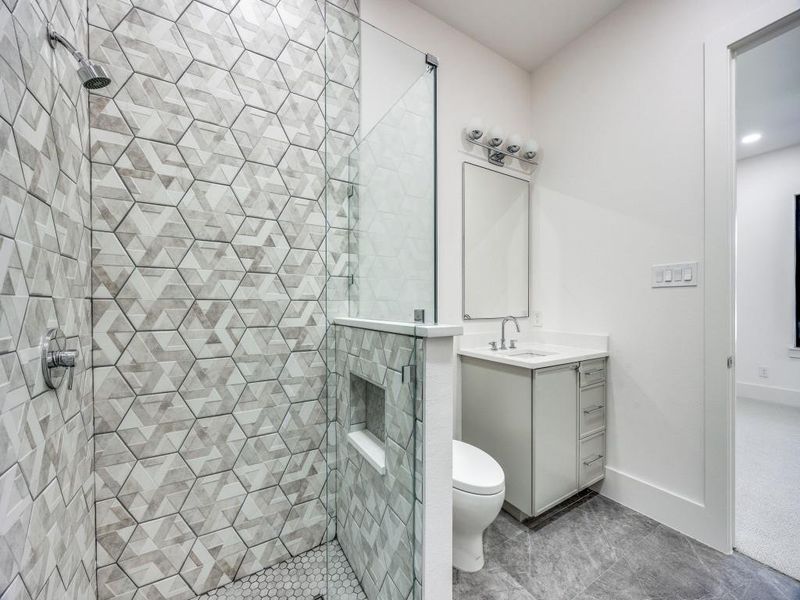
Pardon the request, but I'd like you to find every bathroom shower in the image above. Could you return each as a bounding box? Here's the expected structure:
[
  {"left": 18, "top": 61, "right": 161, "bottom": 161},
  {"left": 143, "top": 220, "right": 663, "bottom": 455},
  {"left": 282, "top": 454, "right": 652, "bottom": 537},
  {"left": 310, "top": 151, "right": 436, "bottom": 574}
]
[
  {"left": 47, "top": 23, "right": 111, "bottom": 89},
  {"left": 0, "top": 2, "right": 433, "bottom": 599}
]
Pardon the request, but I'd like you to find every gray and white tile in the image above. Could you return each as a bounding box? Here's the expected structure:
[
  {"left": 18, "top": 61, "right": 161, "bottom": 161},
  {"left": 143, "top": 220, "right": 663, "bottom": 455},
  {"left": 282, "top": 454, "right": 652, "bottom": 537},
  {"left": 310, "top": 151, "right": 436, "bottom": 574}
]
[
  {"left": 177, "top": 1, "right": 244, "bottom": 70},
  {"left": 178, "top": 120, "right": 244, "bottom": 185},
  {"left": 230, "top": 0, "right": 288, "bottom": 59},
  {"left": 231, "top": 162, "right": 290, "bottom": 220},
  {"left": 230, "top": 52, "right": 289, "bottom": 113},
  {"left": 177, "top": 61, "right": 244, "bottom": 128},
  {"left": 115, "top": 74, "right": 193, "bottom": 144},
  {"left": 114, "top": 9, "right": 193, "bottom": 82}
]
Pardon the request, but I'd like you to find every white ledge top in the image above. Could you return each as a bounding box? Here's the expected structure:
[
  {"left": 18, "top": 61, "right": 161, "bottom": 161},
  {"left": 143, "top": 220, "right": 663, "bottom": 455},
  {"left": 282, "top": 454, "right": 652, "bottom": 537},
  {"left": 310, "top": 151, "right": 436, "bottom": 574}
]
[
  {"left": 334, "top": 317, "right": 463, "bottom": 338},
  {"left": 347, "top": 429, "right": 386, "bottom": 475}
]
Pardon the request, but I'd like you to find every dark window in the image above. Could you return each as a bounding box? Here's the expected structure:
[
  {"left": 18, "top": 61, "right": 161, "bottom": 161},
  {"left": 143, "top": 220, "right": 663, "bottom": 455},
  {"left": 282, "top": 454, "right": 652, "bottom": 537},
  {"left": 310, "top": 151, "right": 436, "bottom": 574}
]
[{"left": 796, "top": 195, "right": 800, "bottom": 348}]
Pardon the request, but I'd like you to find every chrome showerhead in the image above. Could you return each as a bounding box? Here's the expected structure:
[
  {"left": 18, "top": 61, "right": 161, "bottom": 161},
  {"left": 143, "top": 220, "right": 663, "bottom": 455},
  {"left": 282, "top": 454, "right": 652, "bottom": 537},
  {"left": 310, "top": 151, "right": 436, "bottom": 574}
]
[
  {"left": 76, "top": 60, "right": 111, "bottom": 90},
  {"left": 47, "top": 23, "right": 111, "bottom": 90}
]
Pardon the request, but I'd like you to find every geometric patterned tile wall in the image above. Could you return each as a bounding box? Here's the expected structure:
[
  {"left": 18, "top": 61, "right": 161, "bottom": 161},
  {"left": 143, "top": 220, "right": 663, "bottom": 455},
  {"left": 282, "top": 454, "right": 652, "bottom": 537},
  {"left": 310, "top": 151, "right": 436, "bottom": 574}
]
[
  {"left": 0, "top": 1, "right": 96, "bottom": 600},
  {"left": 88, "top": 0, "right": 360, "bottom": 597}
]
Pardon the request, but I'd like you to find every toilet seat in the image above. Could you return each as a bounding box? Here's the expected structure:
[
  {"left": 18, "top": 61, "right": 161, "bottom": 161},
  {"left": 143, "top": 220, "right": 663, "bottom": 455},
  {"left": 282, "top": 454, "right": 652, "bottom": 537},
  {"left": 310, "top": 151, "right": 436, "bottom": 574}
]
[{"left": 452, "top": 440, "right": 505, "bottom": 495}]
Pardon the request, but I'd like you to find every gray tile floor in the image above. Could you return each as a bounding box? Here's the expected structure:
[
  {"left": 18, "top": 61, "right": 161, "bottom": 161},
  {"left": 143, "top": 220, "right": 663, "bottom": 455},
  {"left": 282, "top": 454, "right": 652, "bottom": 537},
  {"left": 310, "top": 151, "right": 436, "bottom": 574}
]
[
  {"left": 454, "top": 493, "right": 800, "bottom": 600},
  {"left": 198, "top": 541, "right": 366, "bottom": 600}
]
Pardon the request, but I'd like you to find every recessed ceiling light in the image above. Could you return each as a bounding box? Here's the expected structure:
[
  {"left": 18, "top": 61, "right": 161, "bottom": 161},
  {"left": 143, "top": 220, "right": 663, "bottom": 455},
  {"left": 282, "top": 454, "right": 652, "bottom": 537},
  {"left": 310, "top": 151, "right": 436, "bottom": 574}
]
[{"left": 741, "top": 132, "right": 762, "bottom": 145}]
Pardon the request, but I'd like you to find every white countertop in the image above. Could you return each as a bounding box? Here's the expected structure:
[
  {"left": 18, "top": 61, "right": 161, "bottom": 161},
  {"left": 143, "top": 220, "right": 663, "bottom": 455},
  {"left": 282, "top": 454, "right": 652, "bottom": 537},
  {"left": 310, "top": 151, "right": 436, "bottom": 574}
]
[
  {"left": 459, "top": 343, "right": 607, "bottom": 369},
  {"left": 457, "top": 329, "right": 609, "bottom": 370}
]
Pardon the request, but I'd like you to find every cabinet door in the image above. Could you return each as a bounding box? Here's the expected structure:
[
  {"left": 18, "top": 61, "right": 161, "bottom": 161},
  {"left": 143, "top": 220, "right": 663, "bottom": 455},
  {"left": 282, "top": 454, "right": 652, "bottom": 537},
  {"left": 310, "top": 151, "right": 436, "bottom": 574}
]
[
  {"left": 533, "top": 364, "right": 579, "bottom": 514},
  {"left": 461, "top": 357, "right": 533, "bottom": 516}
]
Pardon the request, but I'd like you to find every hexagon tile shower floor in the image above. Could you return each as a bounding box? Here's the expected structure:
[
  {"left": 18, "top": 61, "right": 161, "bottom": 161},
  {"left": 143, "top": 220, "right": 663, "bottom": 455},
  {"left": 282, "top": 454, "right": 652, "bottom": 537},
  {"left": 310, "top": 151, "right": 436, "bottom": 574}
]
[{"left": 197, "top": 542, "right": 366, "bottom": 600}]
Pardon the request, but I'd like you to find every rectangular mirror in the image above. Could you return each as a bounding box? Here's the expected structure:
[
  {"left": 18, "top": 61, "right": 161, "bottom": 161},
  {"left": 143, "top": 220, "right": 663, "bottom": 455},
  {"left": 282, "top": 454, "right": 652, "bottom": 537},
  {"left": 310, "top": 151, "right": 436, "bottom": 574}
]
[{"left": 463, "top": 163, "right": 530, "bottom": 319}]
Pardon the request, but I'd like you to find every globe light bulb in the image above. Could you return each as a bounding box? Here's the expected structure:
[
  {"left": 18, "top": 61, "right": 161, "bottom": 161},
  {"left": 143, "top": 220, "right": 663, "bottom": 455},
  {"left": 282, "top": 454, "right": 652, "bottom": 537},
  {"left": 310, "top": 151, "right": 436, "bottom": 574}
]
[
  {"left": 487, "top": 126, "right": 505, "bottom": 148},
  {"left": 506, "top": 134, "right": 522, "bottom": 154},
  {"left": 522, "top": 139, "right": 539, "bottom": 159},
  {"left": 465, "top": 117, "right": 484, "bottom": 141}
]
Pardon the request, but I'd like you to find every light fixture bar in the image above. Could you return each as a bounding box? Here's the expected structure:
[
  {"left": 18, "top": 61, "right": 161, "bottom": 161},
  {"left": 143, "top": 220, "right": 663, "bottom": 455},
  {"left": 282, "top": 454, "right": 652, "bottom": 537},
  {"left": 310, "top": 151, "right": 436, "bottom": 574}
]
[{"left": 464, "top": 134, "right": 539, "bottom": 167}]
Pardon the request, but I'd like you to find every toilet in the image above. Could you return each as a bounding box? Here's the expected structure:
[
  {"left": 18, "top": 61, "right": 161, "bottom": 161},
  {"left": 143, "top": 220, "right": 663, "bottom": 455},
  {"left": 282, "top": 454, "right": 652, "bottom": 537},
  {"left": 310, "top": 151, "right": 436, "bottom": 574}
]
[{"left": 452, "top": 439, "right": 506, "bottom": 572}]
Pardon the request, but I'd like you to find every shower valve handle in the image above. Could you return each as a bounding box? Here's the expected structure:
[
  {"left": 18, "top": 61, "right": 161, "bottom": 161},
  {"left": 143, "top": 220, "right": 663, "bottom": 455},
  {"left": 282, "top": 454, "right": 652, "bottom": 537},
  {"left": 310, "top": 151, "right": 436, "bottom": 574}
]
[
  {"left": 41, "top": 328, "right": 78, "bottom": 391},
  {"left": 48, "top": 350, "right": 77, "bottom": 390}
]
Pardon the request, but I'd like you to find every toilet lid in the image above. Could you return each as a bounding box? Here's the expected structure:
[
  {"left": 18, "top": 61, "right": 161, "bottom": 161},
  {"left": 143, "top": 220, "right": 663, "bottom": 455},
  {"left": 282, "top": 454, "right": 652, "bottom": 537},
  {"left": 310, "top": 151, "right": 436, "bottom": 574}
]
[{"left": 452, "top": 440, "right": 505, "bottom": 495}]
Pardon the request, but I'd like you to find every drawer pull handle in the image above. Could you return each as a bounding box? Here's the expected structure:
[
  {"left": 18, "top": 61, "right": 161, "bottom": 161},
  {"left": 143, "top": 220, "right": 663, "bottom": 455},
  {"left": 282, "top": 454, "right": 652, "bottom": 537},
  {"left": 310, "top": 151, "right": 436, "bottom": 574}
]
[
  {"left": 582, "top": 369, "right": 605, "bottom": 376},
  {"left": 583, "top": 405, "right": 604, "bottom": 414},
  {"left": 583, "top": 454, "right": 604, "bottom": 466}
]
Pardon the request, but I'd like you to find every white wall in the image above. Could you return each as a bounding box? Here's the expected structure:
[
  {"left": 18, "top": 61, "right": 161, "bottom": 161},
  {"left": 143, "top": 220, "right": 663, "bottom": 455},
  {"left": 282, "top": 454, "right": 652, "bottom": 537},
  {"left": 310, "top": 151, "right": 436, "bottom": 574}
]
[
  {"left": 527, "top": 0, "right": 761, "bottom": 540},
  {"left": 736, "top": 144, "right": 800, "bottom": 406}
]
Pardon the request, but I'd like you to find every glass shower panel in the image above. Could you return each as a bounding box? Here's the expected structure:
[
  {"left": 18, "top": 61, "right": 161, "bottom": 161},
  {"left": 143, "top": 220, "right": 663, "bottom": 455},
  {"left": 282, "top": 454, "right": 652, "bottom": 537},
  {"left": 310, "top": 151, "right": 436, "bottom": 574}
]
[
  {"left": 349, "top": 70, "right": 436, "bottom": 323},
  {"left": 323, "top": 16, "right": 437, "bottom": 326}
]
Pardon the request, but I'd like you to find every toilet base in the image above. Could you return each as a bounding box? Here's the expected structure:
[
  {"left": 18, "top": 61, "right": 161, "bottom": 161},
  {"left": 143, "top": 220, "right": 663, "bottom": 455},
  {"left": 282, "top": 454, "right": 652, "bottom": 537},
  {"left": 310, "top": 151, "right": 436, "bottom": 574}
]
[
  {"left": 452, "top": 487, "right": 505, "bottom": 573},
  {"left": 453, "top": 531, "right": 485, "bottom": 572}
]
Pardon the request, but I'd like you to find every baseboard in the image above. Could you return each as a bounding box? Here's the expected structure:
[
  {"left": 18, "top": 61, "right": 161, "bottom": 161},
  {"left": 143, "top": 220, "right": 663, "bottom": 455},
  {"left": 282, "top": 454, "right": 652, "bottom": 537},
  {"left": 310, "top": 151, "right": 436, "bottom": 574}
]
[
  {"left": 595, "top": 466, "right": 729, "bottom": 552},
  {"left": 736, "top": 382, "right": 800, "bottom": 408}
]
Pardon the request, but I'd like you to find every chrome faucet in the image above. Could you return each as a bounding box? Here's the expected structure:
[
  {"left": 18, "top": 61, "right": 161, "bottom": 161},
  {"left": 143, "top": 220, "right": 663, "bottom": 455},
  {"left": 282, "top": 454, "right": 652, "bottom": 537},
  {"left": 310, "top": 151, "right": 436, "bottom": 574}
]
[{"left": 500, "top": 316, "right": 520, "bottom": 350}]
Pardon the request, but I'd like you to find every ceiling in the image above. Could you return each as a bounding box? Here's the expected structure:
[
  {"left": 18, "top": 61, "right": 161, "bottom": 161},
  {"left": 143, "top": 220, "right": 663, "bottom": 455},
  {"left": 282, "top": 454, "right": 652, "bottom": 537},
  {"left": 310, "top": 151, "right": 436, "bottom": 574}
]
[
  {"left": 406, "top": 0, "right": 626, "bottom": 72},
  {"left": 736, "top": 24, "right": 800, "bottom": 160}
]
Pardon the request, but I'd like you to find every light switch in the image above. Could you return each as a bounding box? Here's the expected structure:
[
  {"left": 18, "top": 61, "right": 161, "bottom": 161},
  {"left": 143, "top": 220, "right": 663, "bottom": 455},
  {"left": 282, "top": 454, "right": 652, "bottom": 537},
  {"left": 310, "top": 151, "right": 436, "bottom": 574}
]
[{"left": 652, "top": 262, "right": 699, "bottom": 288}]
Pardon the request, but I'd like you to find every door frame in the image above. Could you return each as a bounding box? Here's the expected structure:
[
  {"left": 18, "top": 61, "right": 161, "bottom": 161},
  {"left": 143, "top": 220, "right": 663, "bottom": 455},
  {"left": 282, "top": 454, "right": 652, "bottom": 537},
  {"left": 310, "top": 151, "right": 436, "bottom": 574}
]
[{"left": 703, "top": 0, "right": 800, "bottom": 553}]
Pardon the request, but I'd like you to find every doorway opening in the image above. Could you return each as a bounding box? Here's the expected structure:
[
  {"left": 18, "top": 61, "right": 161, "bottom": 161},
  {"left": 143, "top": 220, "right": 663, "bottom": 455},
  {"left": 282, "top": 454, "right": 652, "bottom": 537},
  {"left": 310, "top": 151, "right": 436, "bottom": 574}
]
[{"left": 733, "top": 17, "right": 800, "bottom": 580}]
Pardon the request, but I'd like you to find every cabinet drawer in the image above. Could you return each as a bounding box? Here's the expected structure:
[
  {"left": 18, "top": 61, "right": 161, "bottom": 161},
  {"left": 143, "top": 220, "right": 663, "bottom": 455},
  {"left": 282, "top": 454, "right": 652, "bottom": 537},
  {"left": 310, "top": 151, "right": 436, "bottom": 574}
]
[
  {"left": 579, "top": 359, "right": 606, "bottom": 387},
  {"left": 579, "top": 432, "right": 606, "bottom": 488},
  {"left": 579, "top": 384, "right": 606, "bottom": 438}
]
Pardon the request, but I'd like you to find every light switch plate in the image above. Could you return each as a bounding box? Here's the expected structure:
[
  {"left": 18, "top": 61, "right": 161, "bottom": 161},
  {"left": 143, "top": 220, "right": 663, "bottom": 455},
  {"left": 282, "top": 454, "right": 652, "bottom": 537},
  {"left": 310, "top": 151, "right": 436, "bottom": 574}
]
[{"left": 652, "top": 262, "right": 699, "bottom": 288}]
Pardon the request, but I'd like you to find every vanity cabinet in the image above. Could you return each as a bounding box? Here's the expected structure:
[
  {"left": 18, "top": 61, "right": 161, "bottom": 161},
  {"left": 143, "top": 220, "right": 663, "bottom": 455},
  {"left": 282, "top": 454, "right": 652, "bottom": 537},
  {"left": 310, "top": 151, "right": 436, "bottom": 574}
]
[{"left": 461, "top": 356, "right": 607, "bottom": 519}]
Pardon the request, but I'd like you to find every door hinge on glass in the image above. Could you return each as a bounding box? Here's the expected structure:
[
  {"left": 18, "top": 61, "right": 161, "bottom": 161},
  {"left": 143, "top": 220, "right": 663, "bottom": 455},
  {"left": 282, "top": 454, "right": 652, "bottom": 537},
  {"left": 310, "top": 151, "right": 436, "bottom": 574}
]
[
  {"left": 347, "top": 184, "right": 354, "bottom": 198},
  {"left": 727, "top": 356, "right": 734, "bottom": 368},
  {"left": 402, "top": 365, "right": 416, "bottom": 385},
  {"left": 348, "top": 274, "right": 354, "bottom": 286}
]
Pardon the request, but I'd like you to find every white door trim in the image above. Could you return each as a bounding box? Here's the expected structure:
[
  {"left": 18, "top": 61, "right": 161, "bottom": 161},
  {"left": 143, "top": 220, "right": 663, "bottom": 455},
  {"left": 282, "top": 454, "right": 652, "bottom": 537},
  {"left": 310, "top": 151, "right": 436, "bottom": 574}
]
[{"left": 703, "top": 0, "right": 800, "bottom": 553}]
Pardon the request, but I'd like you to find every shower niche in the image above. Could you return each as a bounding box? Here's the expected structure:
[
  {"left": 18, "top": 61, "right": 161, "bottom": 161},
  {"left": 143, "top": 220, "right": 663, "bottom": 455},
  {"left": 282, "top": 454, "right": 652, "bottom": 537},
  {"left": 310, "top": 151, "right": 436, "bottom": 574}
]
[{"left": 347, "top": 374, "right": 388, "bottom": 475}]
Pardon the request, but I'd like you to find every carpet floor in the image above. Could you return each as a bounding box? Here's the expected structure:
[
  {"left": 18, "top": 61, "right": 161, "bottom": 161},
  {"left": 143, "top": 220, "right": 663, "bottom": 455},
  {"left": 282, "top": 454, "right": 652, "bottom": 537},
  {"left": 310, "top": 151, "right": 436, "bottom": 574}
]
[{"left": 736, "top": 396, "right": 800, "bottom": 580}]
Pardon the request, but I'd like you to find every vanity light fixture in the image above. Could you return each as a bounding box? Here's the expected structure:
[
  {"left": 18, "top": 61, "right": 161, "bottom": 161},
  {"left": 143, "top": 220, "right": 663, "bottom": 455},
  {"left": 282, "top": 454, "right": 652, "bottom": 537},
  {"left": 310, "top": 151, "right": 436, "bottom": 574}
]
[{"left": 464, "top": 117, "right": 539, "bottom": 167}]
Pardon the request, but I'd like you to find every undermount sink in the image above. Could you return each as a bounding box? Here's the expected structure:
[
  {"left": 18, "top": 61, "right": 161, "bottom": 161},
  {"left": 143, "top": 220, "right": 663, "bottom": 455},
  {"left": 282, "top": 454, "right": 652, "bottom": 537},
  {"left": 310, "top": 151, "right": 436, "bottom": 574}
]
[{"left": 507, "top": 349, "right": 553, "bottom": 358}]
